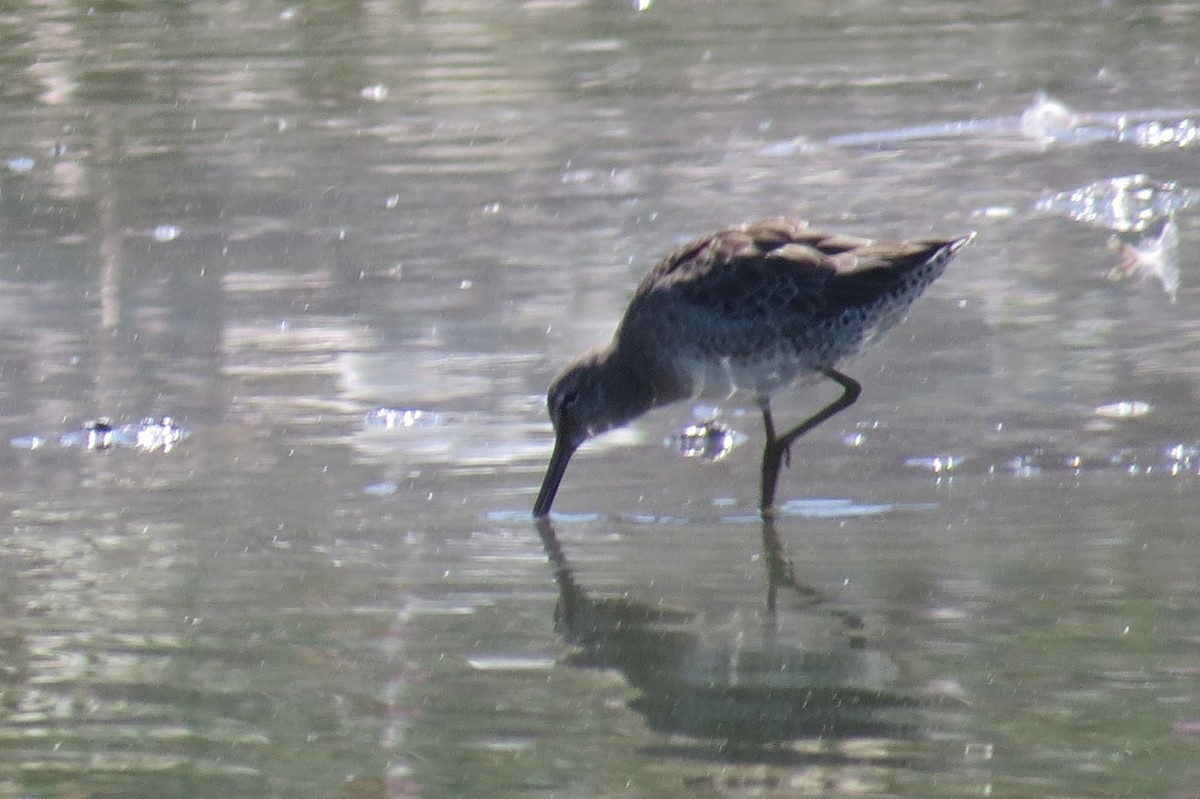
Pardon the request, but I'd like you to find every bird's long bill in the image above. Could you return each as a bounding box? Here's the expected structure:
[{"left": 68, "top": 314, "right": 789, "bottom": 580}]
[{"left": 532, "top": 434, "right": 576, "bottom": 517}]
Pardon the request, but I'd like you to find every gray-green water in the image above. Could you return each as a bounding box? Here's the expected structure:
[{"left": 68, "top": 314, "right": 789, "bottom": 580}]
[{"left": 2, "top": 1, "right": 1200, "bottom": 796}]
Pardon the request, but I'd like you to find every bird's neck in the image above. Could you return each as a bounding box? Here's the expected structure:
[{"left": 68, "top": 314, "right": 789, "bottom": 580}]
[{"left": 601, "top": 341, "right": 691, "bottom": 427}]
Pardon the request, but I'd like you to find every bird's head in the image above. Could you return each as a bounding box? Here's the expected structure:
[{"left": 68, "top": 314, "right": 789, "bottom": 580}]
[
  {"left": 534, "top": 348, "right": 652, "bottom": 517},
  {"left": 546, "top": 350, "right": 625, "bottom": 449}
]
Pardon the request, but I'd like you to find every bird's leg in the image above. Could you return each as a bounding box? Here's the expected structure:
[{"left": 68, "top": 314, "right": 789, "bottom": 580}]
[
  {"left": 759, "top": 402, "right": 792, "bottom": 468},
  {"left": 760, "top": 399, "right": 778, "bottom": 452},
  {"left": 758, "top": 368, "right": 862, "bottom": 512},
  {"left": 775, "top": 369, "right": 862, "bottom": 453},
  {"left": 759, "top": 400, "right": 785, "bottom": 511}
]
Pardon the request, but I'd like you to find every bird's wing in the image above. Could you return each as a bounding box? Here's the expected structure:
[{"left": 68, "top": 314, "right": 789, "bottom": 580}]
[{"left": 636, "top": 219, "right": 879, "bottom": 319}]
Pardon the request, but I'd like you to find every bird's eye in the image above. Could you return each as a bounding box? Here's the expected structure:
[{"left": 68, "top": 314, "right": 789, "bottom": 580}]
[{"left": 558, "top": 388, "right": 580, "bottom": 415}]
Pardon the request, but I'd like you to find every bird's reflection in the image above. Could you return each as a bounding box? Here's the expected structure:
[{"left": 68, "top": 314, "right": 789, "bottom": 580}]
[{"left": 534, "top": 516, "right": 918, "bottom": 758}]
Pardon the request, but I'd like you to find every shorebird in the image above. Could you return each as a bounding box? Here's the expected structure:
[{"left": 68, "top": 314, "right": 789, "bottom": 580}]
[{"left": 532, "top": 218, "right": 974, "bottom": 516}]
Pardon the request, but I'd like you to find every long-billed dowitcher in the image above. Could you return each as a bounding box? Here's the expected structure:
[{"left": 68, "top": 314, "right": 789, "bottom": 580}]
[{"left": 533, "top": 218, "right": 974, "bottom": 516}]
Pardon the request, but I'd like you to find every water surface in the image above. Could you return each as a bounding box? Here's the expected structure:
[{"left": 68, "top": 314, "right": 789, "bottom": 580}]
[{"left": 2, "top": 1, "right": 1200, "bottom": 797}]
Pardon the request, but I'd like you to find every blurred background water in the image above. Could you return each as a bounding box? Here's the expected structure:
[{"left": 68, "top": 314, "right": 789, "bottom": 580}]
[{"left": 2, "top": 1, "right": 1200, "bottom": 797}]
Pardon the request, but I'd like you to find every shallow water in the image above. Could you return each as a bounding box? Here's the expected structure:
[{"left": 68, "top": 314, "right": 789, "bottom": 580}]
[{"left": 2, "top": 1, "right": 1200, "bottom": 797}]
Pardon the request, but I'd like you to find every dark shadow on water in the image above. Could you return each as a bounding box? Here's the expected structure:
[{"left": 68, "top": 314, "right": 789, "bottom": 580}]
[{"left": 534, "top": 516, "right": 921, "bottom": 762}]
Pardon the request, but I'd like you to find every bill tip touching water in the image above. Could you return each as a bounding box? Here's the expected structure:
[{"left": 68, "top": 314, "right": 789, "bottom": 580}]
[{"left": 532, "top": 218, "right": 975, "bottom": 518}]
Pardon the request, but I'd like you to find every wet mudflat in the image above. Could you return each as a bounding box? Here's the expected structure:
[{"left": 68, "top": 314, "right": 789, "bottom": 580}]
[{"left": 2, "top": 2, "right": 1200, "bottom": 797}]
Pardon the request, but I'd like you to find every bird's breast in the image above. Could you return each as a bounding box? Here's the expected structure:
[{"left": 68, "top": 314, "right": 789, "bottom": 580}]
[{"left": 673, "top": 343, "right": 835, "bottom": 401}]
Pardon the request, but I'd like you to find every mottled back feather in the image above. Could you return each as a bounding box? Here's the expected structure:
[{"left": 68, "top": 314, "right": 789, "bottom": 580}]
[
  {"left": 631, "top": 218, "right": 956, "bottom": 323},
  {"left": 615, "top": 218, "right": 971, "bottom": 393}
]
